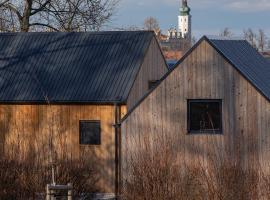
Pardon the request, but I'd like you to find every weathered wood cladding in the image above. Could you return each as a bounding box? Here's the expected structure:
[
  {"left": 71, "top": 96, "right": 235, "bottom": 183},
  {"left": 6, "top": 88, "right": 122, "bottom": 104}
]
[
  {"left": 127, "top": 38, "right": 168, "bottom": 110},
  {"left": 122, "top": 40, "right": 270, "bottom": 176},
  {"left": 0, "top": 104, "right": 126, "bottom": 193}
]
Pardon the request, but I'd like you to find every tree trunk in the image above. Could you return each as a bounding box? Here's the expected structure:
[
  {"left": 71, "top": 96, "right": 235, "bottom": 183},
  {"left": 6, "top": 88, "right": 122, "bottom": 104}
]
[
  {"left": 20, "top": 18, "right": 30, "bottom": 32},
  {"left": 20, "top": 0, "right": 32, "bottom": 32}
]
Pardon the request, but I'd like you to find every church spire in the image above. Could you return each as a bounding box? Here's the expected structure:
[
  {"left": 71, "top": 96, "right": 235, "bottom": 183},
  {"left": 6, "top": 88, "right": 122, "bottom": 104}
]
[
  {"left": 180, "top": 0, "right": 190, "bottom": 16},
  {"left": 182, "top": 0, "right": 187, "bottom": 7},
  {"left": 178, "top": 0, "right": 191, "bottom": 39}
]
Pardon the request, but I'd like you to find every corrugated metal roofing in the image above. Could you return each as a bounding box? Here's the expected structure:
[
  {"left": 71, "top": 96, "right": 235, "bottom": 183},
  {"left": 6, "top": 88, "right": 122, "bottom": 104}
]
[
  {"left": 0, "top": 31, "right": 154, "bottom": 103},
  {"left": 205, "top": 36, "right": 270, "bottom": 101},
  {"left": 166, "top": 59, "right": 178, "bottom": 70}
]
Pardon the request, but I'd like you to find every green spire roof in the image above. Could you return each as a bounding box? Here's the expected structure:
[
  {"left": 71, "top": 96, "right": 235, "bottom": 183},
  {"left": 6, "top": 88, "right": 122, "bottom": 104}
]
[{"left": 180, "top": 0, "right": 191, "bottom": 16}]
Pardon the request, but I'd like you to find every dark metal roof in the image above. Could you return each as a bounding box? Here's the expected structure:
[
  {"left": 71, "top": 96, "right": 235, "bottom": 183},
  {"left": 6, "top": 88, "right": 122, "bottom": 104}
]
[
  {"left": 166, "top": 60, "right": 178, "bottom": 70},
  {"left": 0, "top": 31, "right": 154, "bottom": 103},
  {"left": 206, "top": 36, "right": 270, "bottom": 101}
]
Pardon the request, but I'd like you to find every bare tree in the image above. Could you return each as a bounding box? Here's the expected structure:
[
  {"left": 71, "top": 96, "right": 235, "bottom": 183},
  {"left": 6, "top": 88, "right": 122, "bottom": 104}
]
[
  {"left": 219, "top": 27, "right": 233, "bottom": 37},
  {"left": 0, "top": 0, "right": 119, "bottom": 32},
  {"left": 0, "top": 5, "right": 18, "bottom": 32},
  {"left": 191, "top": 36, "right": 196, "bottom": 45},
  {"left": 258, "top": 29, "right": 267, "bottom": 52},
  {"left": 243, "top": 28, "right": 257, "bottom": 49},
  {"left": 144, "top": 16, "right": 160, "bottom": 35}
]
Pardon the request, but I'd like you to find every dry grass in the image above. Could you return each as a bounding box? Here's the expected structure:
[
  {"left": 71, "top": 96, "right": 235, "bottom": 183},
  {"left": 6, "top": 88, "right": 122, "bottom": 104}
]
[
  {"left": 122, "top": 135, "right": 270, "bottom": 200},
  {"left": 0, "top": 138, "right": 99, "bottom": 200},
  {"left": 0, "top": 156, "right": 98, "bottom": 200},
  {"left": 0, "top": 106, "right": 101, "bottom": 199}
]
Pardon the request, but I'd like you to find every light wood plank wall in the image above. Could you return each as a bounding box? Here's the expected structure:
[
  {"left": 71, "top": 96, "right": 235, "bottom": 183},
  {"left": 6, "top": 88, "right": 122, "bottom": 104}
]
[
  {"left": 127, "top": 38, "right": 168, "bottom": 110},
  {"left": 0, "top": 104, "right": 126, "bottom": 193},
  {"left": 122, "top": 40, "right": 270, "bottom": 177}
]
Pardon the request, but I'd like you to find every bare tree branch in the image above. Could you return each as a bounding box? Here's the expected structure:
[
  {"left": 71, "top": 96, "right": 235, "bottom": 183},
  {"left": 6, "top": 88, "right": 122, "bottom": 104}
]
[
  {"left": 144, "top": 16, "right": 160, "bottom": 35},
  {"left": 2, "top": 2, "right": 22, "bottom": 20},
  {"left": 0, "top": 0, "right": 119, "bottom": 32},
  {"left": 258, "top": 29, "right": 267, "bottom": 52},
  {"left": 29, "top": 22, "right": 59, "bottom": 31},
  {"left": 219, "top": 27, "right": 233, "bottom": 37},
  {"left": 31, "top": 0, "right": 51, "bottom": 16},
  {"left": 0, "top": 0, "right": 9, "bottom": 7},
  {"left": 243, "top": 28, "right": 257, "bottom": 49}
]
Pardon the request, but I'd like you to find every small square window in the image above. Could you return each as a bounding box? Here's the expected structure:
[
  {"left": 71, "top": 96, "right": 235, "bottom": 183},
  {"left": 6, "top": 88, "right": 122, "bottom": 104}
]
[
  {"left": 79, "top": 121, "right": 101, "bottom": 145},
  {"left": 188, "top": 100, "right": 222, "bottom": 134},
  {"left": 148, "top": 80, "right": 159, "bottom": 90}
]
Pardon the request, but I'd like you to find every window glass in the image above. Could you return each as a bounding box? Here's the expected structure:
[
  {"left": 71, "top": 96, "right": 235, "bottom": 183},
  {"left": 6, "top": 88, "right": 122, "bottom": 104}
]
[
  {"left": 188, "top": 100, "right": 222, "bottom": 133},
  {"left": 80, "top": 121, "right": 101, "bottom": 145}
]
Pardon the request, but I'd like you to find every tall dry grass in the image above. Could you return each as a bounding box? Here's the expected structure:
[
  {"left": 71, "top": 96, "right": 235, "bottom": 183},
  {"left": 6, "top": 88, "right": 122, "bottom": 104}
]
[
  {"left": 0, "top": 141, "right": 99, "bottom": 199},
  {"left": 121, "top": 134, "right": 270, "bottom": 200},
  {"left": 0, "top": 105, "right": 102, "bottom": 199}
]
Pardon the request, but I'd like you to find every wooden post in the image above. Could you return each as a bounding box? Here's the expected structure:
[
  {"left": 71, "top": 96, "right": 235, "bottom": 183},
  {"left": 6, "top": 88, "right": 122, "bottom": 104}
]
[
  {"left": 46, "top": 184, "right": 50, "bottom": 200},
  {"left": 68, "top": 183, "right": 73, "bottom": 200}
]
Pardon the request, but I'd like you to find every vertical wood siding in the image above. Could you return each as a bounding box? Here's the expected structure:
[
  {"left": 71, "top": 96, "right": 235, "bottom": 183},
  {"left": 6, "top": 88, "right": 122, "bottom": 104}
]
[
  {"left": 127, "top": 38, "right": 168, "bottom": 110},
  {"left": 0, "top": 104, "right": 126, "bottom": 193},
  {"left": 122, "top": 40, "right": 270, "bottom": 179}
]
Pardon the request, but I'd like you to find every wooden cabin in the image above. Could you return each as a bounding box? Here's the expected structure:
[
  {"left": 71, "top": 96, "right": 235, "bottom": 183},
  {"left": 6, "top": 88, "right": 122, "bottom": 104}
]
[
  {"left": 0, "top": 31, "right": 168, "bottom": 193},
  {"left": 121, "top": 36, "right": 270, "bottom": 194}
]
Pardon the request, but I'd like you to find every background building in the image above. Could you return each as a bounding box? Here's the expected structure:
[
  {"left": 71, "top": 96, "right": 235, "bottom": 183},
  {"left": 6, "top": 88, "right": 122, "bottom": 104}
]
[
  {"left": 160, "top": 0, "right": 192, "bottom": 62},
  {"left": 178, "top": 0, "right": 192, "bottom": 40}
]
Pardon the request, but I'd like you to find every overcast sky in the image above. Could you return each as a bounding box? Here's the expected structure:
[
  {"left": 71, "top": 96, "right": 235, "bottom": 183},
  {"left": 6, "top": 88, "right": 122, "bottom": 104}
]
[{"left": 108, "top": 0, "right": 270, "bottom": 39}]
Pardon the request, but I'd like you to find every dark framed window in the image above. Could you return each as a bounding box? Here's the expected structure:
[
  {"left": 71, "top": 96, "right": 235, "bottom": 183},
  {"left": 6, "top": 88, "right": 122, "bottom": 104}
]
[
  {"left": 187, "top": 100, "right": 222, "bottom": 134},
  {"left": 148, "top": 80, "right": 159, "bottom": 90},
  {"left": 79, "top": 120, "right": 101, "bottom": 145}
]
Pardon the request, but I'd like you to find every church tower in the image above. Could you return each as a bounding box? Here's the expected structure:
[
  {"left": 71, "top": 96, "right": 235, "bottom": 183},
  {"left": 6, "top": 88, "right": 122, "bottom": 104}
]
[{"left": 178, "top": 0, "right": 191, "bottom": 39}]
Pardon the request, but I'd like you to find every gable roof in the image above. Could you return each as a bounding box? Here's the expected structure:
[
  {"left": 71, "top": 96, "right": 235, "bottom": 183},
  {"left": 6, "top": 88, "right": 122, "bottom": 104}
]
[
  {"left": 205, "top": 36, "right": 270, "bottom": 101},
  {"left": 0, "top": 31, "right": 155, "bottom": 104},
  {"left": 121, "top": 35, "right": 270, "bottom": 122}
]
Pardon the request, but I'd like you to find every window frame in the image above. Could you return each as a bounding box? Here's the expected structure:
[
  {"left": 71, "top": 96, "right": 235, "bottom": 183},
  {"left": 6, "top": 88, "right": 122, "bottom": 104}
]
[
  {"left": 79, "top": 120, "right": 101, "bottom": 145},
  {"left": 187, "top": 99, "right": 223, "bottom": 134}
]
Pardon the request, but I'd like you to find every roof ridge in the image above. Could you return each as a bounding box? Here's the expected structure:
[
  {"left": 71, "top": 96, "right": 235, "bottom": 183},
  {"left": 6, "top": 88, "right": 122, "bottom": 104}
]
[
  {"left": 0, "top": 30, "right": 154, "bottom": 36},
  {"left": 205, "top": 35, "right": 245, "bottom": 41}
]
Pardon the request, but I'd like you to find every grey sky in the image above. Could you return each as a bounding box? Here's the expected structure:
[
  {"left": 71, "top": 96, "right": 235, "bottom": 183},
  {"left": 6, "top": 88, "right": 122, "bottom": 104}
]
[{"left": 109, "top": 0, "right": 270, "bottom": 39}]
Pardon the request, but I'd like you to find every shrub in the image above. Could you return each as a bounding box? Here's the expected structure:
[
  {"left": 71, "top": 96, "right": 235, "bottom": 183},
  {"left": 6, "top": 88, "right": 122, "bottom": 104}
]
[
  {"left": 122, "top": 135, "right": 269, "bottom": 200},
  {"left": 0, "top": 156, "right": 98, "bottom": 199}
]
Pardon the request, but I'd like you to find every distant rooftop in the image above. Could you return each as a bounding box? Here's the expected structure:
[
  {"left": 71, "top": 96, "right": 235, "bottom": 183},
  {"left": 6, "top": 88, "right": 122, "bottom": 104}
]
[{"left": 166, "top": 60, "right": 178, "bottom": 70}]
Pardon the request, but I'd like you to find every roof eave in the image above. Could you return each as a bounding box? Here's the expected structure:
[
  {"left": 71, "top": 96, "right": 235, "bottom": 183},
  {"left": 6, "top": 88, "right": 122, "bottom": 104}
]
[{"left": 0, "top": 100, "right": 126, "bottom": 105}]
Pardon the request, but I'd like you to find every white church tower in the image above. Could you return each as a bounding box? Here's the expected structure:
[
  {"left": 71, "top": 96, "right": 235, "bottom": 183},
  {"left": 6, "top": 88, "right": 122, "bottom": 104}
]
[{"left": 178, "top": 0, "right": 191, "bottom": 39}]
